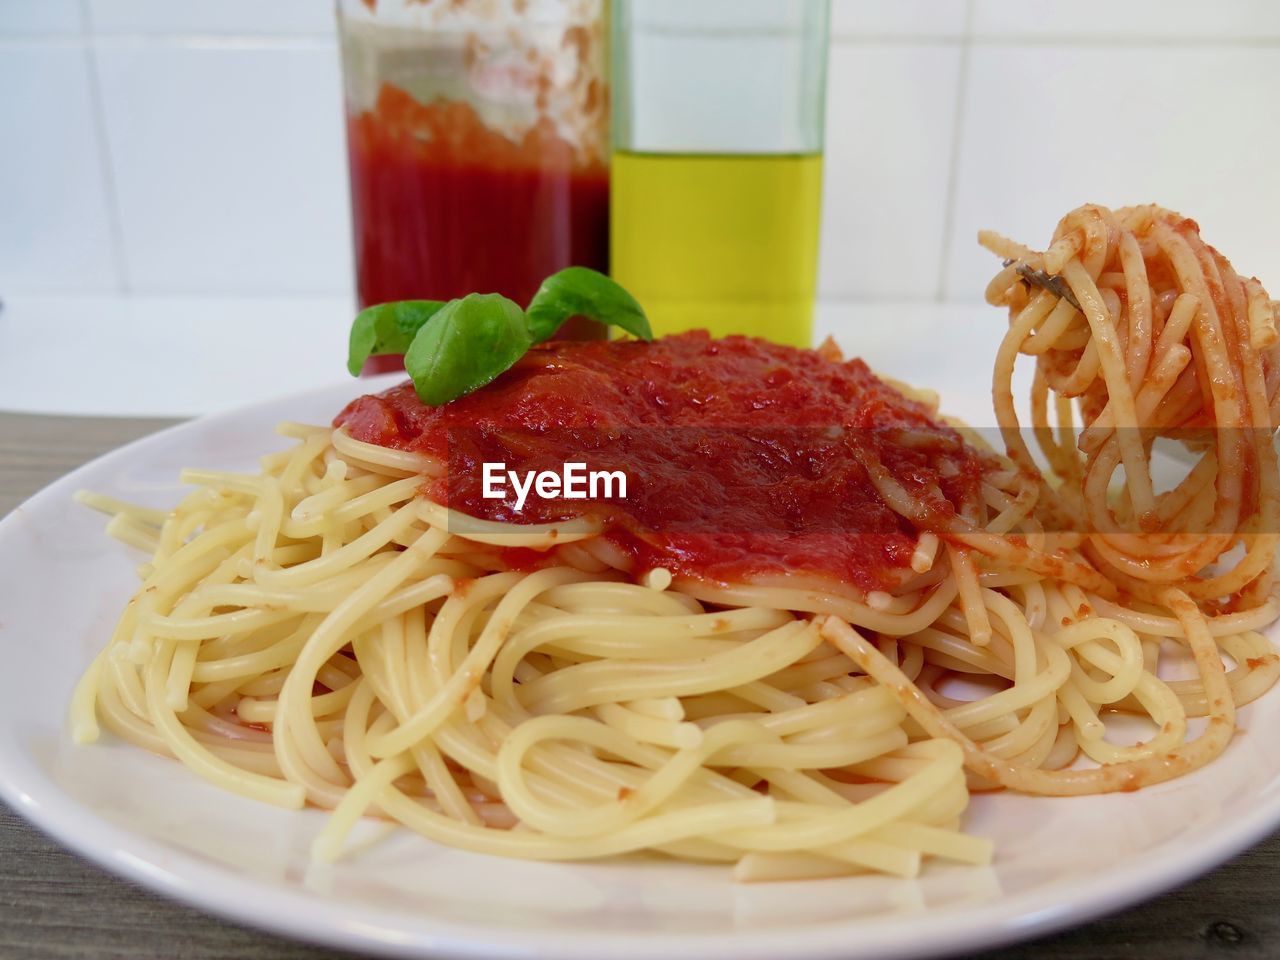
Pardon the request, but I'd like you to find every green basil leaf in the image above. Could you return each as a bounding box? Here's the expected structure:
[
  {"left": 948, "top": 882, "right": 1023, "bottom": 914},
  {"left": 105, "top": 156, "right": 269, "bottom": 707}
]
[
  {"left": 525, "top": 266, "right": 653, "bottom": 344},
  {"left": 404, "top": 293, "right": 532, "bottom": 406},
  {"left": 347, "top": 300, "right": 447, "bottom": 376}
]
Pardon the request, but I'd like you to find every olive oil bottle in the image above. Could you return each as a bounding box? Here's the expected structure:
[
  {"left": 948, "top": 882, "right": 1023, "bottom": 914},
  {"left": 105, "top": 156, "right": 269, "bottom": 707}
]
[
  {"left": 611, "top": 151, "right": 823, "bottom": 347},
  {"left": 610, "top": 0, "right": 830, "bottom": 347}
]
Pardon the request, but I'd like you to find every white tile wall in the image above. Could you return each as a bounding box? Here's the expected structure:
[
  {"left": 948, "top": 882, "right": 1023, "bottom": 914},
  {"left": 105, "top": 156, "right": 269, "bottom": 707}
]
[
  {"left": 819, "top": 42, "right": 963, "bottom": 300},
  {"left": 4, "top": 0, "right": 1280, "bottom": 304},
  {"left": 94, "top": 39, "right": 352, "bottom": 295},
  {"left": 946, "top": 44, "right": 1280, "bottom": 300},
  {"left": 86, "top": 0, "right": 336, "bottom": 37},
  {"left": 0, "top": 0, "right": 83, "bottom": 36},
  {"left": 831, "top": 0, "right": 967, "bottom": 39},
  {"left": 0, "top": 42, "right": 119, "bottom": 293},
  {"left": 971, "top": 1, "right": 1280, "bottom": 41}
]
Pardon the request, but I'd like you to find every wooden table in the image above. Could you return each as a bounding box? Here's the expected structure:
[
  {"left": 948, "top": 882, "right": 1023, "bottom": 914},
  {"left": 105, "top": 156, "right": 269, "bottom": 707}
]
[{"left": 2, "top": 410, "right": 1278, "bottom": 960}]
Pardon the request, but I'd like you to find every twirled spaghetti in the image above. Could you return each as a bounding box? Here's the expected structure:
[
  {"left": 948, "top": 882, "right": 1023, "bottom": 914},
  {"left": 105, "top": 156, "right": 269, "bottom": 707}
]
[{"left": 70, "top": 204, "right": 1280, "bottom": 880}]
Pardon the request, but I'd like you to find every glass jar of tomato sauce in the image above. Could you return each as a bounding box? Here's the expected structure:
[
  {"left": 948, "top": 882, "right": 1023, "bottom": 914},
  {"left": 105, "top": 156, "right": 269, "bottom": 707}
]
[{"left": 337, "top": 0, "right": 609, "bottom": 354}]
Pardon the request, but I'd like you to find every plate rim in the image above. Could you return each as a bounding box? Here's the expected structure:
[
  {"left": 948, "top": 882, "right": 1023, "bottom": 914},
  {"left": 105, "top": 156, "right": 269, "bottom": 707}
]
[{"left": 2, "top": 376, "right": 1279, "bottom": 960}]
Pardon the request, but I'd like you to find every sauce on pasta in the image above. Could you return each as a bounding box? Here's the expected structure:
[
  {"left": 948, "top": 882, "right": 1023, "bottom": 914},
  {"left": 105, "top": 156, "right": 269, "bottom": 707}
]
[{"left": 336, "top": 331, "right": 989, "bottom": 591}]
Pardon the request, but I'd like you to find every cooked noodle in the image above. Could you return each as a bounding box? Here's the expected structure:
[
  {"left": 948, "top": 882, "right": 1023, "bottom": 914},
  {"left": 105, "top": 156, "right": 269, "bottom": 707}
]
[{"left": 70, "top": 204, "right": 1280, "bottom": 880}]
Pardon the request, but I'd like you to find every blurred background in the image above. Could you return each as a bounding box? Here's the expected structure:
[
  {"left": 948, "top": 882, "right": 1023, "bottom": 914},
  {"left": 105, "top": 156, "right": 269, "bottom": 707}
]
[{"left": 3, "top": 0, "right": 1280, "bottom": 419}]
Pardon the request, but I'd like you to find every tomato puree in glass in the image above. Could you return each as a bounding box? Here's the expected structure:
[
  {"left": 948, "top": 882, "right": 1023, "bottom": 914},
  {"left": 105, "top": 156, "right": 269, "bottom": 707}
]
[{"left": 346, "top": 83, "right": 609, "bottom": 338}]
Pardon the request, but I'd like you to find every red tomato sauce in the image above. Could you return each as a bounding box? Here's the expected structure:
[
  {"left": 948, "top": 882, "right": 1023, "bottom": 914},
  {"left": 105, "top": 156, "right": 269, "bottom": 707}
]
[
  {"left": 346, "top": 84, "right": 608, "bottom": 336},
  {"left": 335, "top": 333, "right": 989, "bottom": 592}
]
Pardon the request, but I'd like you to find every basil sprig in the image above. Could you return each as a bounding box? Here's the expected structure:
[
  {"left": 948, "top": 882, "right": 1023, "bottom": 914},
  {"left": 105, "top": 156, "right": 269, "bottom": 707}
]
[
  {"left": 347, "top": 267, "right": 652, "bottom": 406},
  {"left": 525, "top": 266, "right": 651, "bottom": 344},
  {"left": 406, "top": 294, "right": 531, "bottom": 406},
  {"left": 346, "top": 299, "right": 446, "bottom": 376}
]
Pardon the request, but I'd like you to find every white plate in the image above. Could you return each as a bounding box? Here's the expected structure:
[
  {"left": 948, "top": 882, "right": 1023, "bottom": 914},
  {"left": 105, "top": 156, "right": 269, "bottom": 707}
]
[{"left": 3, "top": 375, "right": 1280, "bottom": 960}]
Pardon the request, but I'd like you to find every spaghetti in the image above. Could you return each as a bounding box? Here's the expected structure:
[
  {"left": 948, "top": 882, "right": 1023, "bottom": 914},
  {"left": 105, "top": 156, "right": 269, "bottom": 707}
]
[{"left": 70, "top": 204, "right": 1280, "bottom": 880}]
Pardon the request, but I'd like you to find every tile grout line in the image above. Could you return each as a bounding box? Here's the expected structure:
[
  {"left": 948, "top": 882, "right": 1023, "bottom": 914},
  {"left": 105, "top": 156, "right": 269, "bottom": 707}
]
[
  {"left": 6, "top": 33, "right": 1280, "bottom": 48},
  {"left": 960, "top": 34, "right": 1280, "bottom": 48},
  {"left": 933, "top": 0, "right": 975, "bottom": 302},
  {"left": 79, "top": 0, "right": 131, "bottom": 295},
  {"left": 0, "top": 34, "right": 335, "bottom": 48},
  {"left": 834, "top": 34, "right": 1280, "bottom": 47}
]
